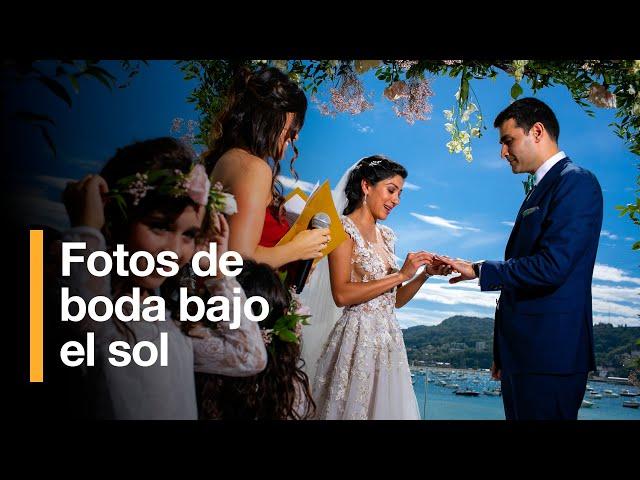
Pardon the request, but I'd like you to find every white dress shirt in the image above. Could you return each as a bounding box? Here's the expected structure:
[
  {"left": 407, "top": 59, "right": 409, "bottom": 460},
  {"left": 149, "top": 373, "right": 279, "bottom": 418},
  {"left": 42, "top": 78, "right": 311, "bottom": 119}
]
[{"left": 533, "top": 150, "right": 566, "bottom": 185}]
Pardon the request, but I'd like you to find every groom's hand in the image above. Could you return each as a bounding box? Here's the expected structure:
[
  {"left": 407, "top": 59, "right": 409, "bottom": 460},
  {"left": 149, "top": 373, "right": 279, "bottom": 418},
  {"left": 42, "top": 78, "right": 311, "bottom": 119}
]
[{"left": 434, "top": 255, "right": 476, "bottom": 284}]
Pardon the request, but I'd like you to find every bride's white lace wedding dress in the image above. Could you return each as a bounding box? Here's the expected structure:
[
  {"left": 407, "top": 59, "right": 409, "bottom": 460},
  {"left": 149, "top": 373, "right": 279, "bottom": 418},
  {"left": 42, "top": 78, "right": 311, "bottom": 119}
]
[{"left": 311, "top": 215, "right": 420, "bottom": 420}]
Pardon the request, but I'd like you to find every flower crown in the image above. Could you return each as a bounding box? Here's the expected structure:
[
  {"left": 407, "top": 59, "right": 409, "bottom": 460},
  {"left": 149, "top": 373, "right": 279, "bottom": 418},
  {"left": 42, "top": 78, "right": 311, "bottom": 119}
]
[
  {"left": 109, "top": 163, "right": 238, "bottom": 216},
  {"left": 261, "top": 275, "right": 312, "bottom": 348}
]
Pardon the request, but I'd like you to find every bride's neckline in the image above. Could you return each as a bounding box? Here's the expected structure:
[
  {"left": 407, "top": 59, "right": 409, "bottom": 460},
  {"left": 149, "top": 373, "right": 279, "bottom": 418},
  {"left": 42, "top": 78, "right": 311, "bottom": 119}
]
[
  {"left": 344, "top": 215, "right": 395, "bottom": 274},
  {"left": 345, "top": 215, "right": 381, "bottom": 246}
]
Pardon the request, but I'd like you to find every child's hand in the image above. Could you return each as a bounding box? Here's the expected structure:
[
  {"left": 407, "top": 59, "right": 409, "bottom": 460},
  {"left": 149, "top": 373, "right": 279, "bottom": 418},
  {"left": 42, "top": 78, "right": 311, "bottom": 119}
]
[
  {"left": 195, "top": 212, "right": 231, "bottom": 278},
  {"left": 62, "top": 174, "right": 109, "bottom": 230},
  {"left": 209, "top": 212, "right": 230, "bottom": 259}
]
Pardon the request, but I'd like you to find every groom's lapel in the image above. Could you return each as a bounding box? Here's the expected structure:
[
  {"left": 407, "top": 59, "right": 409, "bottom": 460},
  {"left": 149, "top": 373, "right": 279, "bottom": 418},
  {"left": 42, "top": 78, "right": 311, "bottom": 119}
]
[
  {"left": 520, "top": 157, "right": 570, "bottom": 214},
  {"left": 504, "top": 157, "right": 570, "bottom": 259}
]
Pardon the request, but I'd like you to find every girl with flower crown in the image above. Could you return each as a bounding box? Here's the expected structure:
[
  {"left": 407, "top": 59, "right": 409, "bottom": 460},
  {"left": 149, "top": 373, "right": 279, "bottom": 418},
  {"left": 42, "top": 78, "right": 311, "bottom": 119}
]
[
  {"left": 203, "top": 66, "right": 330, "bottom": 270},
  {"left": 60, "top": 137, "right": 267, "bottom": 419},
  {"left": 195, "top": 260, "right": 315, "bottom": 420}
]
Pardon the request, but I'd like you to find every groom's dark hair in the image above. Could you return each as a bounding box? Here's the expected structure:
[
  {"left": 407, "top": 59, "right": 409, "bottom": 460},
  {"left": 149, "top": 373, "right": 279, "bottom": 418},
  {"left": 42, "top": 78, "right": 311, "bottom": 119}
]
[{"left": 494, "top": 97, "right": 560, "bottom": 142}]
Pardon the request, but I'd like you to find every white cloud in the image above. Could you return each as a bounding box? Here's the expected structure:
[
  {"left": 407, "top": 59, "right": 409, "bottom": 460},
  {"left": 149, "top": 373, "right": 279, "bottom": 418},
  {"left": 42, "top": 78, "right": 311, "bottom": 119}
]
[
  {"left": 592, "top": 284, "right": 640, "bottom": 305},
  {"left": 427, "top": 204, "right": 440, "bottom": 210},
  {"left": 404, "top": 182, "right": 421, "bottom": 191},
  {"left": 277, "top": 175, "right": 316, "bottom": 193},
  {"left": 413, "top": 278, "right": 500, "bottom": 309},
  {"left": 396, "top": 307, "right": 492, "bottom": 328},
  {"left": 625, "top": 237, "right": 634, "bottom": 242},
  {"left": 35, "top": 175, "right": 75, "bottom": 191},
  {"left": 61, "top": 154, "right": 104, "bottom": 172},
  {"left": 410, "top": 212, "right": 481, "bottom": 233},
  {"left": 480, "top": 159, "right": 507, "bottom": 170},
  {"left": 403, "top": 276, "right": 638, "bottom": 325},
  {"left": 593, "top": 315, "right": 640, "bottom": 327},
  {"left": 21, "top": 196, "right": 70, "bottom": 231},
  {"left": 600, "top": 230, "right": 619, "bottom": 240},
  {"left": 593, "top": 264, "right": 640, "bottom": 285},
  {"left": 591, "top": 300, "right": 639, "bottom": 318},
  {"left": 355, "top": 123, "right": 373, "bottom": 134},
  {"left": 501, "top": 221, "right": 515, "bottom": 227}
]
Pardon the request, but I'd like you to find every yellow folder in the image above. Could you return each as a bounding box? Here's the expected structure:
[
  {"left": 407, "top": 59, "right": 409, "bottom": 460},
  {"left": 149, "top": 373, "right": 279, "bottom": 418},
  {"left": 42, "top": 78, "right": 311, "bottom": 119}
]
[
  {"left": 277, "top": 181, "right": 348, "bottom": 263},
  {"left": 284, "top": 187, "right": 309, "bottom": 203}
]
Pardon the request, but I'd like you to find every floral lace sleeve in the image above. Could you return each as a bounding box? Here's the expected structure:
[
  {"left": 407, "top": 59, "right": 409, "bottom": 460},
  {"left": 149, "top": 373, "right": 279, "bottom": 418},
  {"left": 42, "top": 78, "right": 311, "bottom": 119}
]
[
  {"left": 59, "top": 226, "right": 113, "bottom": 334},
  {"left": 190, "top": 276, "right": 268, "bottom": 377}
]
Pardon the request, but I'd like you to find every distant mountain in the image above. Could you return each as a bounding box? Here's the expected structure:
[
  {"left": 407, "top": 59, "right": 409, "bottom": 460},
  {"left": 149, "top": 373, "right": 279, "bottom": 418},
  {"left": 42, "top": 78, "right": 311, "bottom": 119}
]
[{"left": 402, "top": 316, "right": 640, "bottom": 376}]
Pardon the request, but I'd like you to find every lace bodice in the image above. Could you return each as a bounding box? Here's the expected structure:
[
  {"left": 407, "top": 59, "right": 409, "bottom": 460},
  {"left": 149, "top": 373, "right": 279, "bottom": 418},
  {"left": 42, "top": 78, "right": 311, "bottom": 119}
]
[
  {"left": 311, "top": 216, "right": 419, "bottom": 420},
  {"left": 340, "top": 215, "right": 399, "bottom": 315}
]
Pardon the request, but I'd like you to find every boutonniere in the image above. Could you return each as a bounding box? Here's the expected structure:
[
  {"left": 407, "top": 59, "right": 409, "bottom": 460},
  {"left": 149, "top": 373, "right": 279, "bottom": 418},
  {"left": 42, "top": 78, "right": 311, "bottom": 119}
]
[{"left": 522, "top": 206, "right": 540, "bottom": 218}]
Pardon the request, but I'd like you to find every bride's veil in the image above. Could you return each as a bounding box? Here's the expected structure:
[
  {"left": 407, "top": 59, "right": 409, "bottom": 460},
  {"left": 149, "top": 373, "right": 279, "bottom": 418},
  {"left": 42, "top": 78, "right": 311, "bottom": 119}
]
[{"left": 299, "top": 159, "right": 363, "bottom": 386}]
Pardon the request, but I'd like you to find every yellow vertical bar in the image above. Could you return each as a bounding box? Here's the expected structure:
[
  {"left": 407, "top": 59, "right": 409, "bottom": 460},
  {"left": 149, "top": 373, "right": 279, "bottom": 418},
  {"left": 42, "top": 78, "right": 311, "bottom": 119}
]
[{"left": 30, "top": 230, "right": 44, "bottom": 382}]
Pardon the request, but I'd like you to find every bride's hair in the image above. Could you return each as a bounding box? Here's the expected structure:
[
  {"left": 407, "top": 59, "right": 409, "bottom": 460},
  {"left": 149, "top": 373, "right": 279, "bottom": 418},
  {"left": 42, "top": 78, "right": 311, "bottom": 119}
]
[
  {"left": 343, "top": 155, "right": 408, "bottom": 215},
  {"left": 196, "top": 260, "right": 316, "bottom": 420},
  {"left": 203, "top": 66, "right": 308, "bottom": 205}
]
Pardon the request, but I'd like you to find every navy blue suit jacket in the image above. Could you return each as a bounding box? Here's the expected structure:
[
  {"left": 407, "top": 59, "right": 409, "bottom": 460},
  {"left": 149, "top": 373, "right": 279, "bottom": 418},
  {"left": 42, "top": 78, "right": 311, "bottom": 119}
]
[{"left": 480, "top": 157, "right": 603, "bottom": 375}]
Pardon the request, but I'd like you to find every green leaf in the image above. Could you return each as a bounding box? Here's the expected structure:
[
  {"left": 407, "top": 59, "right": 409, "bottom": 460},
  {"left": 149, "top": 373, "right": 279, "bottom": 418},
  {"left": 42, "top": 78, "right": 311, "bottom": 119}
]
[
  {"left": 37, "top": 76, "right": 72, "bottom": 107},
  {"left": 86, "top": 65, "right": 116, "bottom": 81},
  {"left": 68, "top": 74, "right": 80, "bottom": 94},
  {"left": 510, "top": 82, "right": 523, "bottom": 100},
  {"left": 37, "top": 125, "right": 57, "bottom": 157},
  {"left": 277, "top": 329, "right": 299, "bottom": 343},
  {"left": 12, "top": 111, "right": 55, "bottom": 125},
  {"left": 459, "top": 75, "right": 469, "bottom": 105},
  {"left": 86, "top": 71, "right": 114, "bottom": 91}
]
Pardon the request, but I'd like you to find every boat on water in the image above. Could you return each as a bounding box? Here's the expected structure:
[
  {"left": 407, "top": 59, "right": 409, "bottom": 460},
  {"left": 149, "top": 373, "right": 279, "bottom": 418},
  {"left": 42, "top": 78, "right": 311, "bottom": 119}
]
[
  {"left": 603, "top": 389, "right": 619, "bottom": 398},
  {"left": 586, "top": 384, "right": 594, "bottom": 391},
  {"left": 484, "top": 388, "right": 502, "bottom": 397},
  {"left": 581, "top": 400, "right": 595, "bottom": 409},
  {"left": 619, "top": 390, "right": 639, "bottom": 397},
  {"left": 622, "top": 400, "right": 640, "bottom": 409},
  {"left": 589, "top": 393, "right": 603, "bottom": 399},
  {"left": 444, "top": 383, "right": 459, "bottom": 389},
  {"left": 455, "top": 389, "right": 480, "bottom": 397}
]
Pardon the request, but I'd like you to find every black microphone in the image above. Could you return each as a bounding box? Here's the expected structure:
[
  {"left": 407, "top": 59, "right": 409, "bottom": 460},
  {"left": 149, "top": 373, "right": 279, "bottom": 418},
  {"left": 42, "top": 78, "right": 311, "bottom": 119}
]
[{"left": 292, "top": 212, "right": 331, "bottom": 294}]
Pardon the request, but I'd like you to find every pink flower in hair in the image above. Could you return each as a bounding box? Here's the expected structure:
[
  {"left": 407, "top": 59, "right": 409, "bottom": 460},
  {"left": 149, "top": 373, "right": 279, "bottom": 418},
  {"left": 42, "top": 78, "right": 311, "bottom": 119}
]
[
  {"left": 184, "top": 164, "right": 210, "bottom": 206},
  {"left": 295, "top": 304, "right": 311, "bottom": 317}
]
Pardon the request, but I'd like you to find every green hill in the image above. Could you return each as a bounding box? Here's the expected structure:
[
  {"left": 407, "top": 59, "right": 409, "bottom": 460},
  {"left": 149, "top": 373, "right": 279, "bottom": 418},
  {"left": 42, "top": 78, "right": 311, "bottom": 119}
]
[{"left": 403, "top": 316, "right": 640, "bottom": 376}]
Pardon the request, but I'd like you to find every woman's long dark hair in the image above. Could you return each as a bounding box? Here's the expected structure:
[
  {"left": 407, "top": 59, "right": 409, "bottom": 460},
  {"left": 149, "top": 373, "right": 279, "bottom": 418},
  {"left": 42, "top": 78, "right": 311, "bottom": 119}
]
[
  {"left": 202, "top": 66, "right": 307, "bottom": 206},
  {"left": 343, "top": 155, "right": 408, "bottom": 215},
  {"left": 197, "top": 260, "right": 316, "bottom": 420}
]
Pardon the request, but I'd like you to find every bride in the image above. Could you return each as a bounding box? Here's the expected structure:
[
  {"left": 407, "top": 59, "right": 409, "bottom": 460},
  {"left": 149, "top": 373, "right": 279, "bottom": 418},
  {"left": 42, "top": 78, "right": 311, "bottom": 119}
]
[{"left": 300, "top": 156, "right": 451, "bottom": 420}]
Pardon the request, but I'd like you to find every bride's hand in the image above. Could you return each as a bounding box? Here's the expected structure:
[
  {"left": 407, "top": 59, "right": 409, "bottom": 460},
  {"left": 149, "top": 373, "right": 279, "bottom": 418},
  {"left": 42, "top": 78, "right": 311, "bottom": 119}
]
[
  {"left": 425, "top": 262, "right": 453, "bottom": 276},
  {"left": 399, "top": 251, "right": 434, "bottom": 281}
]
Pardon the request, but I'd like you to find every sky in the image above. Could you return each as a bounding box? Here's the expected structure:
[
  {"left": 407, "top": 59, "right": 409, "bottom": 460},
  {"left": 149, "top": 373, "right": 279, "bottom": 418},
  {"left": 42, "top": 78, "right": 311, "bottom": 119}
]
[{"left": 8, "top": 60, "right": 639, "bottom": 328}]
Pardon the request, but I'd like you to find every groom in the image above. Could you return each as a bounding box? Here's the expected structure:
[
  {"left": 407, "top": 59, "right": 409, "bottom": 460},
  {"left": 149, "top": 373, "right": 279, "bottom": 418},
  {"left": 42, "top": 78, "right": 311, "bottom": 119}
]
[{"left": 436, "top": 98, "right": 603, "bottom": 420}]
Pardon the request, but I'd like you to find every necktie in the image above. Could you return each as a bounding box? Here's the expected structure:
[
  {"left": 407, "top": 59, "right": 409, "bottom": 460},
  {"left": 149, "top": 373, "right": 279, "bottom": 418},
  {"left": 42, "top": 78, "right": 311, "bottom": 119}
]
[{"left": 523, "top": 174, "right": 536, "bottom": 196}]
